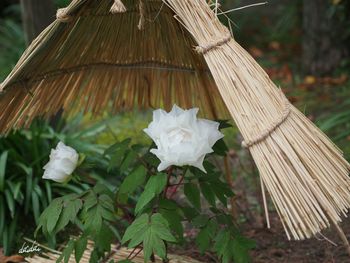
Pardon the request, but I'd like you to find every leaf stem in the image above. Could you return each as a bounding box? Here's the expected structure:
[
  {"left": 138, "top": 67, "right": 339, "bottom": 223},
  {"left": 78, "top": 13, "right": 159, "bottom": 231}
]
[
  {"left": 126, "top": 245, "right": 140, "bottom": 259},
  {"left": 163, "top": 167, "right": 173, "bottom": 198},
  {"left": 168, "top": 176, "right": 184, "bottom": 199},
  {"left": 129, "top": 246, "right": 143, "bottom": 260}
]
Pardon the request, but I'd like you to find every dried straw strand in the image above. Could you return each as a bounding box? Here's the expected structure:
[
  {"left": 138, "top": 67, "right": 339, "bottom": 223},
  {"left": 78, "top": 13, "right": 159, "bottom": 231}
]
[{"left": 138, "top": 0, "right": 146, "bottom": 30}]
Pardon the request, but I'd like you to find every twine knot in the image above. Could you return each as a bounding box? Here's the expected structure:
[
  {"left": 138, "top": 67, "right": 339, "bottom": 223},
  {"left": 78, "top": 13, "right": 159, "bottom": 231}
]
[
  {"left": 56, "top": 8, "right": 72, "bottom": 22},
  {"left": 110, "top": 0, "right": 127, "bottom": 14},
  {"left": 195, "top": 32, "right": 232, "bottom": 54},
  {"left": 241, "top": 92, "right": 292, "bottom": 148}
]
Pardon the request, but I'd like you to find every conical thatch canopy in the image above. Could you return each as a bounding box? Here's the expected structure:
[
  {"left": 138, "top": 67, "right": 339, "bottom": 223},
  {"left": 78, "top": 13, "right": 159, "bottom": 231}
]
[{"left": 0, "top": 0, "right": 228, "bottom": 133}]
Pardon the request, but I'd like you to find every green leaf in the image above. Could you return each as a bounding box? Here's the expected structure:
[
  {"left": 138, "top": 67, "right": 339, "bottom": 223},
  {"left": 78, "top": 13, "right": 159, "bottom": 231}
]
[
  {"left": 206, "top": 219, "right": 219, "bottom": 238},
  {"left": 134, "top": 190, "right": 155, "bottom": 215},
  {"left": 159, "top": 198, "right": 179, "bottom": 210},
  {"left": 45, "top": 181, "right": 52, "bottom": 203},
  {"left": 212, "top": 139, "right": 228, "bottom": 156},
  {"left": 196, "top": 227, "right": 211, "bottom": 254},
  {"left": 192, "top": 214, "right": 209, "bottom": 228},
  {"left": 120, "top": 150, "right": 137, "bottom": 173},
  {"left": 55, "top": 199, "right": 83, "bottom": 233},
  {"left": 75, "top": 236, "right": 87, "bottom": 263},
  {"left": 95, "top": 223, "right": 114, "bottom": 252},
  {"left": 7, "top": 214, "right": 17, "bottom": 254},
  {"left": 0, "top": 151, "right": 8, "bottom": 192},
  {"left": 32, "top": 191, "right": 40, "bottom": 224},
  {"left": 89, "top": 248, "right": 100, "bottom": 263},
  {"left": 117, "top": 192, "right": 128, "bottom": 205},
  {"left": 200, "top": 182, "right": 216, "bottom": 207},
  {"left": 2, "top": 225, "right": 9, "bottom": 255},
  {"left": 128, "top": 228, "right": 147, "bottom": 248},
  {"left": 24, "top": 167, "right": 33, "bottom": 214},
  {"left": 232, "top": 235, "right": 255, "bottom": 263},
  {"left": 210, "top": 180, "right": 234, "bottom": 206},
  {"left": 213, "top": 228, "right": 254, "bottom": 263},
  {"left": 143, "top": 151, "right": 160, "bottom": 167},
  {"left": 151, "top": 231, "right": 166, "bottom": 259},
  {"left": 84, "top": 205, "right": 102, "bottom": 235},
  {"left": 4, "top": 189, "right": 15, "bottom": 218},
  {"left": 181, "top": 206, "right": 199, "bottom": 221},
  {"left": 11, "top": 182, "right": 23, "bottom": 202},
  {"left": 184, "top": 182, "right": 201, "bottom": 209},
  {"left": 47, "top": 200, "right": 63, "bottom": 233},
  {"left": 122, "top": 213, "right": 176, "bottom": 262},
  {"left": 0, "top": 196, "right": 4, "bottom": 234},
  {"left": 213, "top": 230, "right": 230, "bottom": 259},
  {"left": 84, "top": 191, "right": 98, "bottom": 210},
  {"left": 159, "top": 209, "right": 183, "bottom": 239},
  {"left": 104, "top": 139, "right": 131, "bottom": 156},
  {"left": 215, "top": 213, "right": 233, "bottom": 225},
  {"left": 217, "top": 119, "right": 233, "bottom": 129},
  {"left": 93, "top": 183, "right": 114, "bottom": 197},
  {"left": 119, "top": 166, "right": 147, "bottom": 194},
  {"left": 98, "top": 194, "right": 115, "bottom": 212},
  {"left": 106, "top": 139, "right": 131, "bottom": 170},
  {"left": 99, "top": 205, "right": 116, "bottom": 222},
  {"left": 135, "top": 173, "right": 167, "bottom": 214},
  {"left": 142, "top": 228, "right": 154, "bottom": 261},
  {"left": 64, "top": 239, "right": 75, "bottom": 263},
  {"left": 143, "top": 227, "right": 166, "bottom": 261},
  {"left": 151, "top": 213, "right": 176, "bottom": 242},
  {"left": 122, "top": 214, "right": 149, "bottom": 244},
  {"left": 145, "top": 173, "right": 168, "bottom": 195}
]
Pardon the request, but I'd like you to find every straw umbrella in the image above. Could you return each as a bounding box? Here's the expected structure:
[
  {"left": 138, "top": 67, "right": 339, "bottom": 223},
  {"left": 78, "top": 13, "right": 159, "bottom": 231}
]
[
  {"left": 0, "top": 0, "right": 228, "bottom": 133},
  {"left": 0, "top": 0, "right": 350, "bottom": 242}
]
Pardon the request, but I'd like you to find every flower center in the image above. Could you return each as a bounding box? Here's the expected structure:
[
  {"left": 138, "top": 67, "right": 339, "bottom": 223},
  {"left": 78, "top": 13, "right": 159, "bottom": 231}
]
[{"left": 167, "top": 127, "right": 192, "bottom": 145}]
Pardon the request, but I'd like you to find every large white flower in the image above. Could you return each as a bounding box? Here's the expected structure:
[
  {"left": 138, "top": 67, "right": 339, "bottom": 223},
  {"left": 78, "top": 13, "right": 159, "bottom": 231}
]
[
  {"left": 144, "top": 105, "right": 224, "bottom": 172},
  {"left": 42, "top": 142, "right": 79, "bottom": 183}
]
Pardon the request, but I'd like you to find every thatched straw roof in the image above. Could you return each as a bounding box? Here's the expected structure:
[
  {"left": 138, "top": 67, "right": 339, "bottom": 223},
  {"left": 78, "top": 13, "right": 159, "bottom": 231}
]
[
  {"left": 0, "top": 0, "right": 229, "bottom": 134},
  {"left": 25, "top": 240, "right": 202, "bottom": 263}
]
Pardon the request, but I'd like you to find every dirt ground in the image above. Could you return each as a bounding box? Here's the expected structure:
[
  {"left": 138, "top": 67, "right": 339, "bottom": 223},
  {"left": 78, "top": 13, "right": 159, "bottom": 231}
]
[
  {"left": 245, "top": 212, "right": 350, "bottom": 263},
  {"left": 173, "top": 210, "right": 350, "bottom": 263}
]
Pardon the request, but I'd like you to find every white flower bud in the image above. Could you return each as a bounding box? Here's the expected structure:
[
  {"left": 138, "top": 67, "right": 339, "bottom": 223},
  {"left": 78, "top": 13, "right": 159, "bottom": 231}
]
[{"left": 42, "top": 142, "right": 79, "bottom": 183}]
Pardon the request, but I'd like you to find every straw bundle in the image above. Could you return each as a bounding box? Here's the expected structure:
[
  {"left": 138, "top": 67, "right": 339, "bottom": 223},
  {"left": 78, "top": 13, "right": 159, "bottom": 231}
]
[
  {"left": 25, "top": 240, "right": 201, "bottom": 263},
  {"left": 0, "top": 0, "right": 228, "bottom": 134},
  {"left": 164, "top": 0, "right": 350, "bottom": 240}
]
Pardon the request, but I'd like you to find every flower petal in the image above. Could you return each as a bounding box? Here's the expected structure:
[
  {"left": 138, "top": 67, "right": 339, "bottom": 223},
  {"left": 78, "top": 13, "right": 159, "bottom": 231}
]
[{"left": 144, "top": 105, "right": 224, "bottom": 172}]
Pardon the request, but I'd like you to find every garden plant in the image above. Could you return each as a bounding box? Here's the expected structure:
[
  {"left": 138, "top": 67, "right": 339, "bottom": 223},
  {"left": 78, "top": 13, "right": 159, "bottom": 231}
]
[{"left": 36, "top": 106, "right": 255, "bottom": 263}]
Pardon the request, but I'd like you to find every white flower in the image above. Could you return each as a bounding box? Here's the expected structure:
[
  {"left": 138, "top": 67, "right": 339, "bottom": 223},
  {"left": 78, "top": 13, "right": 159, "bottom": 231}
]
[
  {"left": 42, "top": 142, "right": 79, "bottom": 183},
  {"left": 144, "top": 105, "right": 224, "bottom": 172}
]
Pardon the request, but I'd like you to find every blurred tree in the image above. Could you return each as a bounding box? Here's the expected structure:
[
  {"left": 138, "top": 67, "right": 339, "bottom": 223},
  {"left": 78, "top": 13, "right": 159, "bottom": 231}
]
[
  {"left": 302, "top": 0, "right": 347, "bottom": 75},
  {"left": 0, "top": 0, "right": 12, "bottom": 14},
  {"left": 20, "top": 0, "right": 55, "bottom": 45}
]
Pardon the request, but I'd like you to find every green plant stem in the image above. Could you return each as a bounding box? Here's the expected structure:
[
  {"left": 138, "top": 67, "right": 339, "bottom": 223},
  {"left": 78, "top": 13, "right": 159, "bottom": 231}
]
[{"left": 224, "top": 155, "right": 237, "bottom": 221}]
